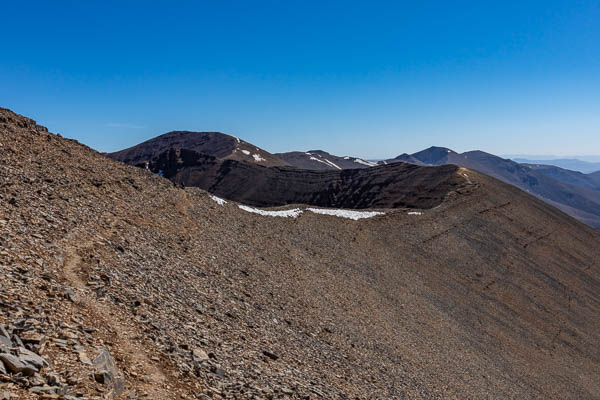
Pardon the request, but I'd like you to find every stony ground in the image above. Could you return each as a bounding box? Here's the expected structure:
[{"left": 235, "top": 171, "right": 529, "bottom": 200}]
[{"left": 2, "top": 107, "right": 600, "bottom": 399}]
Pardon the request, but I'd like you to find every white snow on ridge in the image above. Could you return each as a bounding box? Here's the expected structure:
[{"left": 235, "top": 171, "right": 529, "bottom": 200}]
[
  {"left": 407, "top": 211, "right": 422, "bottom": 215},
  {"left": 323, "top": 159, "right": 341, "bottom": 170},
  {"left": 236, "top": 204, "right": 385, "bottom": 220},
  {"left": 241, "top": 149, "right": 251, "bottom": 155},
  {"left": 210, "top": 195, "right": 227, "bottom": 206},
  {"left": 253, "top": 154, "right": 266, "bottom": 162},
  {"left": 343, "top": 156, "right": 350, "bottom": 160},
  {"left": 309, "top": 156, "right": 341, "bottom": 170},
  {"left": 354, "top": 159, "right": 378, "bottom": 167},
  {"left": 238, "top": 205, "right": 303, "bottom": 218},
  {"left": 307, "top": 208, "right": 384, "bottom": 220}
]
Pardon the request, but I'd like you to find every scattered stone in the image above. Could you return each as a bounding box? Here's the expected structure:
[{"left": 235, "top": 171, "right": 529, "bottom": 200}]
[
  {"left": 0, "top": 336, "right": 10, "bottom": 348},
  {"left": 45, "top": 372, "right": 61, "bottom": 386},
  {"left": 17, "top": 347, "right": 49, "bottom": 370},
  {"left": 262, "top": 350, "right": 279, "bottom": 361},
  {"left": 29, "top": 372, "right": 46, "bottom": 386},
  {"left": 64, "top": 287, "right": 78, "bottom": 303},
  {"left": 11, "top": 335, "right": 23, "bottom": 348},
  {"left": 78, "top": 350, "right": 91, "bottom": 365},
  {"left": 0, "top": 327, "right": 10, "bottom": 340},
  {"left": 93, "top": 347, "right": 125, "bottom": 396},
  {"left": 0, "top": 353, "right": 37, "bottom": 375},
  {"left": 192, "top": 348, "right": 209, "bottom": 362},
  {"left": 0, "top": 392, "right": 17, "bottom": 400},
  {"left": 20, "top": 332, "right": 46, "bottom": 345},
  {"left": 28, "top": 385, "right": 56, "bottom": 395}
]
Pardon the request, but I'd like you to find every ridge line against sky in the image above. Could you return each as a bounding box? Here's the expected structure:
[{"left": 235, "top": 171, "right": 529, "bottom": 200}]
[{"left": 1, "top": 1, "right": 599, "bottom": 158}]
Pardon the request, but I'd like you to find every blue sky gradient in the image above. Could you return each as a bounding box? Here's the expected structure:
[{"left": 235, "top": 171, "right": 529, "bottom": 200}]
[{"left": 1, "top": 1, "right": 599, "bottom": 158}]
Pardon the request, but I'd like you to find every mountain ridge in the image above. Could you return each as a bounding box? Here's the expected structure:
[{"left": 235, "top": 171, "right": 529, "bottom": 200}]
[
  {"left": 513, "top": 158, "right": 600, "bottom": 174},
  {"left": 275, "top": 150, "right": 377, "bottom": 170},
  {"left": 384, "top": 146, "right": 600, "bottom": 230},
  {"left": 109, "top": 130, "right": 290, "bottom": 168}
]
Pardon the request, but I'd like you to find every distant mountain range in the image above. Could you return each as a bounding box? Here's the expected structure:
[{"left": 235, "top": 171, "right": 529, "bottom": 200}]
[
  {"left": 108, "top": 132, "right": 470, "bottom": 210},
  {"left": 512, "top": 158, "right": 600, "bottom": 174},
  {"left": 379, "top": 147, "right": 600, "bottom": 230},
  {"left": 108, "top": 132, "right": 600, "bottom": 231}
]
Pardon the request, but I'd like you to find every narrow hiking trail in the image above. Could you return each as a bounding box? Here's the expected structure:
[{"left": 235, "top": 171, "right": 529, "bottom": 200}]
[{"left": 60, "top": 216, "right": 196, "bottom": 398}]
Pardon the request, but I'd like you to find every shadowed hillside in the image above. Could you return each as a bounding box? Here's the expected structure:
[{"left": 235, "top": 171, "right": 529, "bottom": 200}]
[{"left": 126, "top": 146, "right": 473, "bottom": 210}]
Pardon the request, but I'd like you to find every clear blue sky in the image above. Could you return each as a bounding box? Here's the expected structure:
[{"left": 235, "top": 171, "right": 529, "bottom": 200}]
[{"left": 1, "top": 1, "right": 599, "bottom": 158}]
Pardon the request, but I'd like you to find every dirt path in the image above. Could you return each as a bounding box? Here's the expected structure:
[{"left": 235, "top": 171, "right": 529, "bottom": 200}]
[{"left": 60, "top": 218, "right": 182, "bottom": 399}]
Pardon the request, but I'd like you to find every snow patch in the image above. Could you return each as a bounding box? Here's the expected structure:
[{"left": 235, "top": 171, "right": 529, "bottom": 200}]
[
  {"left": 236, "top": 204, "right": 385, "bottom": 220},
  {"left": 253, "top": 154, "right": 266, "bottom": 162},
  {"left": 309, "top": 156, "right": 341, "bottom": 170},
  {"left": 407, "top": 211, "right": 422, "bottom": 216},
  {"left": 307, "top": 208, "right": 384, "bottom": 220},
  {"left": 210, "top": 195, "right": 227, "bottom": 206},
  {"left": 238, "top": 205, "right": 302, "bottom": 218},
  {"left": 324, "top": 159, "right": 341, "bottom": 170},
  {"left": 241, "top": 149, "right": 251, "bottom": 155},
  {"left": 343, "top": 156, "right": 350, "bottom": 160},
  {"left": 354, "top": 159, "right": 377, "bottom": 167}
]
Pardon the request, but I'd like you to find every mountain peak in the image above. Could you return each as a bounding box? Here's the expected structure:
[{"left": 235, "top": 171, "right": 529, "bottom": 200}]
[
  {"left": 411, "top": 146, "right": 456, "bottom": 164},
  {"left": 108, "top": 130, "right": 289, "bottom": 167}
]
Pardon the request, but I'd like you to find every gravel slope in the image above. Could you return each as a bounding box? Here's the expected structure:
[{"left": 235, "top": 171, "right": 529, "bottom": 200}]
[{"left": 2, "top": 107, "right": 600, "bottom": 399}]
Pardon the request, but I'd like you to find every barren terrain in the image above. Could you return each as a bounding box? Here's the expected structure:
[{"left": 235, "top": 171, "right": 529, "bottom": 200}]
[{"left": 2, "top": 108, "right": 600, "bottom": 399}]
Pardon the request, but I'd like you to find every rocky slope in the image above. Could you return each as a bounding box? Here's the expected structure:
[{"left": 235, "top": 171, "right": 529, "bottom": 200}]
[
  {"left": 108, "top": 131, "right": 289, "bottom": 168},
  {"left": 2, "top": 108, "right": 600, "bottom": 399}
]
